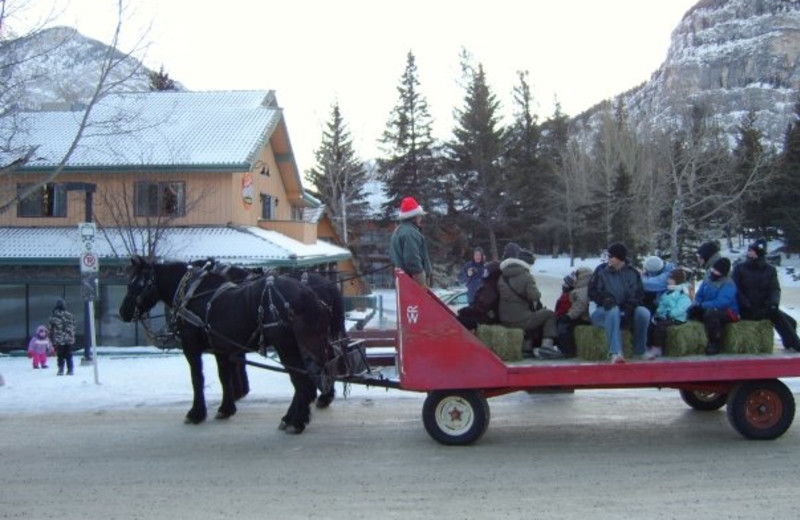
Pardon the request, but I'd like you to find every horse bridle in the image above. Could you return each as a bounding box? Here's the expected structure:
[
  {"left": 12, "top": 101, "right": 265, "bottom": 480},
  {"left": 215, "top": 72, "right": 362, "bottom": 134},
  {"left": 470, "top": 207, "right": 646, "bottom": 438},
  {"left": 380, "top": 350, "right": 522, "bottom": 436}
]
[{"left": 129, "top": 267, "right": 160, "bottom": 322}]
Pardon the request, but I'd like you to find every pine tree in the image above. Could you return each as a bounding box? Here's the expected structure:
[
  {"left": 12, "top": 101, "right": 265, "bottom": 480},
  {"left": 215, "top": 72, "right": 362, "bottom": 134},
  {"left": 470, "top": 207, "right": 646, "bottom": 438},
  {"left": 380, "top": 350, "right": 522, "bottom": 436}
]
[
  {"left": 776, "top": 98, "right": 800, "bottom": 250},
  {"left": 733, "top": 110, "right": 776, "bottom": 238},
  {"left": 538, "top": 100, "right": 579, "bottom": 255},
  {"left": 377, "top": 51, "right": 438, "bottom": 222},
  {"left": 447, "top": 58, "right": 506, "bottom": 260},
  {"left": 306, "top": 101, "right": 369, "bottom": 242},
  {"left": 504, "top": 71, "right": 544, "bottom": 249},
  {"left": 148, "top": 65, "right": 177, "bottom": 91}
]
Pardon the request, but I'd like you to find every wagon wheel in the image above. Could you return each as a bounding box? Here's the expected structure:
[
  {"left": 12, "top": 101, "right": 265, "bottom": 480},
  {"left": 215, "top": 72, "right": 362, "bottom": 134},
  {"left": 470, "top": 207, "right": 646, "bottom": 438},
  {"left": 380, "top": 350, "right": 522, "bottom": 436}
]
[
  {"left": 726, "top": 380, "right": 795, "bottom": 440},
  {"left": 422, "top": 390, "right": 490, "bottom": 446},
  {"left": 679, "top": 389, "right": 728, "bottom": 411}
]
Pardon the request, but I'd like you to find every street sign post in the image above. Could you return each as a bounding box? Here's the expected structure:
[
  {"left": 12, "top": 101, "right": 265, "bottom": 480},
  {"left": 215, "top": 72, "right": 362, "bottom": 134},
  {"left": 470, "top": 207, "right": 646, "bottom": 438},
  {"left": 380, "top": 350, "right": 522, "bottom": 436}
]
[{"left": 77, "top": 222, "right": 100, "bottom": 384}]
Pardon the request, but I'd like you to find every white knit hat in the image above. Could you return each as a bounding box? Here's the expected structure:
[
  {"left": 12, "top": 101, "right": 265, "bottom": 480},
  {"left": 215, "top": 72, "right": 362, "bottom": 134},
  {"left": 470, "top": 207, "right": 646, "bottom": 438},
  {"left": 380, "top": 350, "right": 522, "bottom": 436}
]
[{"left": 643, "top": 255, "right": 664, "bottom": 274}]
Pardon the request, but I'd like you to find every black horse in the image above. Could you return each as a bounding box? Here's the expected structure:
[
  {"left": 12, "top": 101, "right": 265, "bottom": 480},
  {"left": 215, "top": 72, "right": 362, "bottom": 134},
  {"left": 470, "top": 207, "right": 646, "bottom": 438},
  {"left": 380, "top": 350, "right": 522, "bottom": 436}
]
[
  {"left": 191, "top": 260, "right": 349, "bottom": 409},
  {"left": 119, "top": 257, "right": 332, "bottom": 434}
]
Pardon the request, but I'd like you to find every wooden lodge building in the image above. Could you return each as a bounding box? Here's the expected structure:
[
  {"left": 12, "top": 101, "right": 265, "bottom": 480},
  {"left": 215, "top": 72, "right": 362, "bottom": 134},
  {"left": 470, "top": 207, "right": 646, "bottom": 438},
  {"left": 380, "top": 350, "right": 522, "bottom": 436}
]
[{"left": 0, "top": 90, "right": 361, "bottom": 350}]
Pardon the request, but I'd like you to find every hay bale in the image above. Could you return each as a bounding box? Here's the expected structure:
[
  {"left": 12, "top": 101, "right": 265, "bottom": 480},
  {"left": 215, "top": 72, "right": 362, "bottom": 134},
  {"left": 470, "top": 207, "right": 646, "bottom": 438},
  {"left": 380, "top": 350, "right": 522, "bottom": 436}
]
[
  {"left": 476, "top": 324, "right": 524, "bottom": 361},
  {"left": 574, "top": 325, "right": 633, "bottom": 361},
  {"left": 722, "top": 320, "right": 774, "bottom": 354},
  {"left": 665, "top": 321, "right": 707, "bottom": 357}
]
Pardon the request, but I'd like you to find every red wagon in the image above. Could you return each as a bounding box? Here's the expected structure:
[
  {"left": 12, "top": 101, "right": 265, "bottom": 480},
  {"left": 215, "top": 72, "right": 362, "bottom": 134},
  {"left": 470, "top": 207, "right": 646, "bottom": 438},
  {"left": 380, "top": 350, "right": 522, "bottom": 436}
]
[{"left": 349, "top": 269, "right": 800, "bottom": 445}]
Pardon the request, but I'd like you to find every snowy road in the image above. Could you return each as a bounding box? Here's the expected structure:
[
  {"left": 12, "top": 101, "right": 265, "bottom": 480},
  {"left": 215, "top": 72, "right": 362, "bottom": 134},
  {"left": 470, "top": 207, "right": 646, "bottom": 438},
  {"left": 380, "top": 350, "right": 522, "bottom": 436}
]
[{"left": 2, "top": 384, "right": 799, "bottom": 520}]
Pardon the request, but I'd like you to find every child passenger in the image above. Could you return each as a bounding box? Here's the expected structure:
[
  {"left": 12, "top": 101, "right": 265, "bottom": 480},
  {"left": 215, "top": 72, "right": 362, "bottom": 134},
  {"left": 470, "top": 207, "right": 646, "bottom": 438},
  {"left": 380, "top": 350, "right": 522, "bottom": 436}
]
[
  {"left": 646, "top": 269, "right": 692, "bottom": 359},
  {"left": 27, "top": 325, "right": 54, "bottom": 369}
]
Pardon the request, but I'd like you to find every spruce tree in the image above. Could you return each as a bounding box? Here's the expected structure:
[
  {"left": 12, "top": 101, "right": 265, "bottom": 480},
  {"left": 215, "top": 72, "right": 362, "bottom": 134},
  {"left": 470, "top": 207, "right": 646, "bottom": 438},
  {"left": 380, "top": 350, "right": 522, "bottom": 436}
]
[
  {"left": 733, "top": 110, "right": 775, "bottom": 238},
  {"left": 504, "top": 70, "right": 543, "bottom": 249},
  {"left": 776, "top": 98, "right": 800, "bottom": 250},
  {"left": 447, "top": 59, "right": 506, "bottom": 260},
  {"left": 148, "top": 65, "right": 177, "bottom": 91},
  {"left": 307, "top": 101, "right": 369, "bottom": 243},
  {"left": 377, "top": 51, "right": 438, "bottom": 222}
]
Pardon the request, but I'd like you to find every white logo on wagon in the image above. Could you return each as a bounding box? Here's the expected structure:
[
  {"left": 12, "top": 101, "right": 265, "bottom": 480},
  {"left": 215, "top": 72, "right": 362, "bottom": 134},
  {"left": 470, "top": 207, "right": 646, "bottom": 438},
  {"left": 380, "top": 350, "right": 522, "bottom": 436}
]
[{"left": 406, "top": 305, "right": 419, "bottom": 324}]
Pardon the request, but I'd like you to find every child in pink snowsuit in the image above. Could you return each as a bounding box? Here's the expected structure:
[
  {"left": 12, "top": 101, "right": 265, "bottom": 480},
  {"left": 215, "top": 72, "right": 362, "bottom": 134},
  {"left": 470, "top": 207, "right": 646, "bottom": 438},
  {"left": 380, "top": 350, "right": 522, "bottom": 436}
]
[{"left": 27, "top": 325, "right": 54, "bottom": 369}]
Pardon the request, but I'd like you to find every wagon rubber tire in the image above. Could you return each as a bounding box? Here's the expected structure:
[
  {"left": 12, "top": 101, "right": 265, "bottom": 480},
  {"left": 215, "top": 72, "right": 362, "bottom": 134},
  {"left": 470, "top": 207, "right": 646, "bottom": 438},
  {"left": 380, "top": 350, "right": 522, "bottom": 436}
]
[
  {"left": 679, "top": 389, "right": 728, "bottom": 411},
  {"left": 422, "top": 390, "right": 490, "bottom": 446},
  {"left": 726, "top": 379, "right": 795, "bottom": 440}
]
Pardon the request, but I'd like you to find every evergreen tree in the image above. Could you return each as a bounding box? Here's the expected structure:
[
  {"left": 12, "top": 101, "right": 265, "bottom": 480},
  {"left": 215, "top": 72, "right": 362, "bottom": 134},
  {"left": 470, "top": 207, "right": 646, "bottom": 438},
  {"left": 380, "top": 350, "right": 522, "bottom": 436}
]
[
  {"left": 539, "top": 99, "right": 581, "bottom": 256},
  {"left": 733, "top": 110, "right": 775, "bottom": 238},
  {"left": 148, "top": 65, "right": 177, "bottom": 91},
  {"left": 306, "top": 101, "right": 369, "bottom": 243},
  {"left": 776, "top": 98, "right": 800, "bottom": 250},
  {"left": 504, "top": 70, "right": 544, "bottom": 250},
  {"left": 446, "top": 59, "right": 506, "bottom": 260},
  {"left": 377, "top": 51, "right": 438, "bottom": 222}
]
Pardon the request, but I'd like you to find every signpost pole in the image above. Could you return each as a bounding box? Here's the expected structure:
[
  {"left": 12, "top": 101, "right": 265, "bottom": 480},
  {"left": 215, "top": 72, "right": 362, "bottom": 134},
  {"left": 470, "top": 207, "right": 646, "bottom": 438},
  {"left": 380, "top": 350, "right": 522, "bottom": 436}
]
[{"left": 78, "top": 222, "right": 100, "bottom": 385}]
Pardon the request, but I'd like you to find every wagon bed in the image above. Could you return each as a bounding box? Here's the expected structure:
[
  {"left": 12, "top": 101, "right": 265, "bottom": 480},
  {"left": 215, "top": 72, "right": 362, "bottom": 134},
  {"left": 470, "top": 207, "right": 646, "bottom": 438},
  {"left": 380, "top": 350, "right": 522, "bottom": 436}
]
[{"left": 340, "top": 269, "right": 800, "bottom": 445}]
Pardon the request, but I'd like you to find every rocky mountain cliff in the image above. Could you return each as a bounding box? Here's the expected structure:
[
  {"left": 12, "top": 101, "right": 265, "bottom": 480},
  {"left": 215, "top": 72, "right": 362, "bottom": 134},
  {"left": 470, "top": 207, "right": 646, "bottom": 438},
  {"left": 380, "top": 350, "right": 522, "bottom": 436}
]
[
  {"left": 1, "top": 26, "right": 177, "bottom": 110},
  {"left": 574, "top": 0, "right": 800, "bottom": 149}
]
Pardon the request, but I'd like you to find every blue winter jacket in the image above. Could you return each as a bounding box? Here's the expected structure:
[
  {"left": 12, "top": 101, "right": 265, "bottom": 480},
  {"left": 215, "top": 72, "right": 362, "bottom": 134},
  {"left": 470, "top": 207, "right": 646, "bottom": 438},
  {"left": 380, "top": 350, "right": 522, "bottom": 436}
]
[
  {"left": 642, "top": 261, "right": 676, "bottom": 303},
  {"left": 654, "top": 283, "right": 692, "bottom": 322},
  {"left": 458, "top": 260, "right": 487, "bottom": 304},
  {"left": 694, "top": 276, "right": 739, "bottom": 314}
]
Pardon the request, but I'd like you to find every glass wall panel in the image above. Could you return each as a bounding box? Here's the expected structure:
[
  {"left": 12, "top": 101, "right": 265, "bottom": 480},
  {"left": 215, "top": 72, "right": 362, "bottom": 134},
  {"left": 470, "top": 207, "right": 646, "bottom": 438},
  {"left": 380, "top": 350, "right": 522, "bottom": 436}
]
[
  {"left": 0, "top": 286, "right": 26, "bottom": 350},
  {"left": 98, "top": 284, "right": 137, "bottom": 346}
]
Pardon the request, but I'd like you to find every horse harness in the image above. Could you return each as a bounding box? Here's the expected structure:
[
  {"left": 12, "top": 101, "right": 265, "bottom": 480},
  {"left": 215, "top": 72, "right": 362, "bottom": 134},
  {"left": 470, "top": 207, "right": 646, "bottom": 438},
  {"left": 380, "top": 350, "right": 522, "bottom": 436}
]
[{"left": 165, "top": 266, "right": 297, "bottom": 354}]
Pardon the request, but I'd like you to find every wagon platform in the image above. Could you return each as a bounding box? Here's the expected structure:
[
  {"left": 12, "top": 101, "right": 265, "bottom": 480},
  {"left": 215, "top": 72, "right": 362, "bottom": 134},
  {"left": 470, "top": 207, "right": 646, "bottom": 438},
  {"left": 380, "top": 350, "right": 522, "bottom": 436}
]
[{"left": 340, "top": 269, "right": 800, "bottom": 445}]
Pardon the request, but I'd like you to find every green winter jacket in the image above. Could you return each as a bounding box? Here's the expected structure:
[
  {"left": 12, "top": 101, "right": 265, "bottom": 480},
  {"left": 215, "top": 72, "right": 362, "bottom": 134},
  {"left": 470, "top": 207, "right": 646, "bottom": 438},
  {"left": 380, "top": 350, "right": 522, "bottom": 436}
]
[
  {"left": 389, "top": 220, "right": 432, "bottom": 278},
  {"left": 498, "top": 258, "right": 541, "bottom": 324}
]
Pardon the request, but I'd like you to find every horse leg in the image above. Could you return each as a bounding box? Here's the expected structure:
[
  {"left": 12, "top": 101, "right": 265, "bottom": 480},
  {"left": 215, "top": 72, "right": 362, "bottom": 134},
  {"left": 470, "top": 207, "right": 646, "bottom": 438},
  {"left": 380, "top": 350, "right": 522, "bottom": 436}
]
[
  {"left": 315, "top": 385, "right": 335, "bottom": 409},
  {"left": 214, "top": 353, "right": 237, "bottom": 420},
  {"left": 279, "top": 370, "right": 317, "bottom": 434},
  {"left": 183, "top": 348, "right": 208, "bottom": 424},
  {"left": 231, "top": 351, "right": 250, "bottom": 400}
]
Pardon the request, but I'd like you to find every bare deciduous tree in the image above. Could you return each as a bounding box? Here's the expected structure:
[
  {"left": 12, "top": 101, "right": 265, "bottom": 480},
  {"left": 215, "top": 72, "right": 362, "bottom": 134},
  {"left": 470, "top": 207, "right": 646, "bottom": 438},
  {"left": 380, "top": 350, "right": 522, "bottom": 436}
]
[{"left": 0, "top": 0, "right": 149, "bottom": 214}]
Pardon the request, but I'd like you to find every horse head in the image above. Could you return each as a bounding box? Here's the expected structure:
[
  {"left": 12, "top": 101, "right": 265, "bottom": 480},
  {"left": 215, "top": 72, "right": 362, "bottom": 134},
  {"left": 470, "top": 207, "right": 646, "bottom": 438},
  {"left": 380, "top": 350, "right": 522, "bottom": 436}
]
[{"left": 119, "top": 256, "right": 161, "bottom": 322}]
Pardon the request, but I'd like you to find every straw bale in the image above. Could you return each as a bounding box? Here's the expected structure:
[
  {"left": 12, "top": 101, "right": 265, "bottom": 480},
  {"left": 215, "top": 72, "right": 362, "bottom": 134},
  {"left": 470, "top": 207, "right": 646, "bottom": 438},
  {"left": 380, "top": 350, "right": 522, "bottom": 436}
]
[
  {"left": 722, "top": 320, "right": 774, "bottom": 354},
  {"left": 665, "top": 321, "right": 707, "bottom": 356},
  {"left": 477, "top": 324, "right": 524, "bottom": 361},
  {"left": 574, "top": 325, "right": 633, "bottom": 361}
]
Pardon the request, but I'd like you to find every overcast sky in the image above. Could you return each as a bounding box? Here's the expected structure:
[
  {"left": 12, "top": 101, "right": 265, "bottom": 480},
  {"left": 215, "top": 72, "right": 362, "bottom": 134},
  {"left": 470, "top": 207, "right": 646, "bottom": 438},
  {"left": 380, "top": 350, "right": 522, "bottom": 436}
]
[{"left": 21, "top": 0, "right": 698, "bottom": 175}]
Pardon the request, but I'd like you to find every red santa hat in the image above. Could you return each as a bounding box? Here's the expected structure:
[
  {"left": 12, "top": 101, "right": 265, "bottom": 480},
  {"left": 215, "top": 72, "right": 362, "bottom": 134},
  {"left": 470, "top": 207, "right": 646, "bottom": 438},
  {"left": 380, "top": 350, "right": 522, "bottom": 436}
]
[{"left": 398, "top": 196, "right": 426, "bottom": 220}]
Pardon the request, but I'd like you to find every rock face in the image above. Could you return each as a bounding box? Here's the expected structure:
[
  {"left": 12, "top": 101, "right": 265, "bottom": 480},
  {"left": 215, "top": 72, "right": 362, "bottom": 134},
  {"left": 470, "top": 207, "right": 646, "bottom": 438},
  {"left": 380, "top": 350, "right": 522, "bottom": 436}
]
[
  {"left": 0, "top": 26, "right": 180, "bottom": 110},
  {"left": 576, "top": 0, "right": 800, "bottom": 148}
]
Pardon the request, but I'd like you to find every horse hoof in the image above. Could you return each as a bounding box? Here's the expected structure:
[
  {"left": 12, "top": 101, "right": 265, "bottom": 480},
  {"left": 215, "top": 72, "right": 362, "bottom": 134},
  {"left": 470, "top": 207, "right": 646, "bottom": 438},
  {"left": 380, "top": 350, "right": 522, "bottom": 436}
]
[
  {"left": 215, "top": 411, "right": 233, "bottom": 420},
  {"left": 315, "top": 396, "right": 334, "bottom": 409},
  {"left": 184, "top": 416, "right": 205, "bottom": 425},
  {"left": 283, "top": 424, "right": 306, "bottom": 435},
  {"left": 278, "top": 421, "right": 288, "bottom": 431}
]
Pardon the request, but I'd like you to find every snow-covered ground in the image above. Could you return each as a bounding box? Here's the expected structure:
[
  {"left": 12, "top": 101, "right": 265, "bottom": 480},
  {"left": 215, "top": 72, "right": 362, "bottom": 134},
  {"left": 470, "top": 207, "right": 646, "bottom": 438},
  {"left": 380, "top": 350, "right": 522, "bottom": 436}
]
[{"left": 3, "top": 245, "right": 800, "bottom": 414}]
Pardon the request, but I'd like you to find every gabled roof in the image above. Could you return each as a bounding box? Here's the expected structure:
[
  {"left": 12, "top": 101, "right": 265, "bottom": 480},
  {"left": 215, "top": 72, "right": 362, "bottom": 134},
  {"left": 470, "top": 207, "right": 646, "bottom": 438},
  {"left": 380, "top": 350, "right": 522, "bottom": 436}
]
[
  {"left": 0, "top": 226, "right": 351, "bottom": 267},
  {"left": 5, "top": 90, "right": 286, "bottom": 172}
]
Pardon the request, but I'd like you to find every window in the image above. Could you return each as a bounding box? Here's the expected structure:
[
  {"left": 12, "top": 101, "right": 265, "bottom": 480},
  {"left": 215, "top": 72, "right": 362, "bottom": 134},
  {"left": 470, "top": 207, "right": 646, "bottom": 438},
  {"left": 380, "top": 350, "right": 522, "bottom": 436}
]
[
  {"left": 260, "top": 193, "right": 273, "bottom": 220},
  {"left": 134, "top": 182, "right": 185, "bottom": 217},
  {"left": 17, "top": 183, "right": 67, "bottom": 217}
]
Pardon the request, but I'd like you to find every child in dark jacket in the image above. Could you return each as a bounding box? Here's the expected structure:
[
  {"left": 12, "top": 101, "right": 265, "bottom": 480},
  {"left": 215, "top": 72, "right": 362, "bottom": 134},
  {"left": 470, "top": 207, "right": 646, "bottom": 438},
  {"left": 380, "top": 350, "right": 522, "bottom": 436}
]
[{"left": 27, "top": 325, "right": 54, "bottom": 369}]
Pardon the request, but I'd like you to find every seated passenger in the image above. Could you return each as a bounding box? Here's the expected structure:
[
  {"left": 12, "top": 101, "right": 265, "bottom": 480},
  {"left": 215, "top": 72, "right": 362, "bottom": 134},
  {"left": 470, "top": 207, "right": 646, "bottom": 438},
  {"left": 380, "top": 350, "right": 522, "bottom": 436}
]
[
  {"left": 641, "top": 255, "right": 676, "bottom": 313},
  {"left": 689, "top": 257, "right": 738, "bottom": 356},
  {"left": 497, "top": 242, "right": 558, "bottom": 358},
  {"left": 732, "top": 239, "right": 800, "bottom": 352},
  {"left": 646, "top": 268, "right": 692, "bottom": 359},
  {"left": 589, "top": 242, "right": 651, "bottom": 364},
  {"left": 554, "top": 267, "right": 593, "bottom": 358}
]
